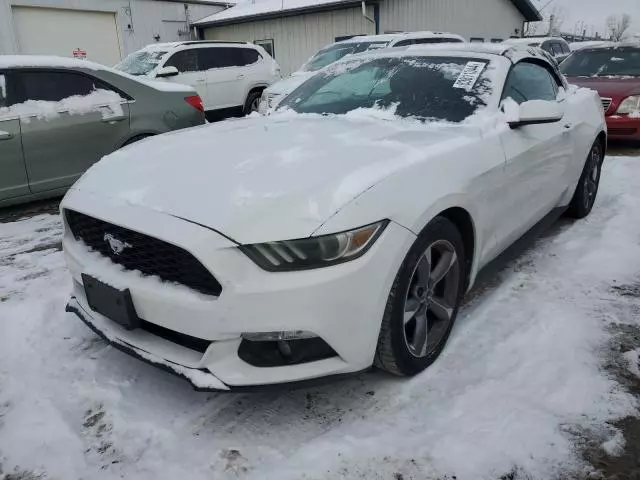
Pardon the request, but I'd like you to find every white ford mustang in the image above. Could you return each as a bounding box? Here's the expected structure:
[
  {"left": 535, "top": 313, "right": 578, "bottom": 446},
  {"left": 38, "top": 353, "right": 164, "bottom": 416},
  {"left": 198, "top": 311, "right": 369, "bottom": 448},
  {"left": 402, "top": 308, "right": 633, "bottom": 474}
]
[{"left": 62, "top": 44, "right": 606, "bottom": 391}]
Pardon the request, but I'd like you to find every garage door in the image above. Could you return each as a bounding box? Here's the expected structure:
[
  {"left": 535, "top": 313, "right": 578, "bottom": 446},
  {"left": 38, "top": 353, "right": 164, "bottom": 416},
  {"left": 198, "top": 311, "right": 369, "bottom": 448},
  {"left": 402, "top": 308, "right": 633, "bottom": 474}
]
[{"left": 12, "top": 6, "right": 122, "bottom": 66}]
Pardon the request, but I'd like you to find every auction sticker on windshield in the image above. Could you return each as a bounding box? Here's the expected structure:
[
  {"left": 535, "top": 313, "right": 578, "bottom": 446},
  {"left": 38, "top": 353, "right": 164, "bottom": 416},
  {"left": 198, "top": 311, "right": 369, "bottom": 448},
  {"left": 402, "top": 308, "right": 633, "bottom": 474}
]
[{"left": 453, "top": 62, "right": 486, "bottom": 91}]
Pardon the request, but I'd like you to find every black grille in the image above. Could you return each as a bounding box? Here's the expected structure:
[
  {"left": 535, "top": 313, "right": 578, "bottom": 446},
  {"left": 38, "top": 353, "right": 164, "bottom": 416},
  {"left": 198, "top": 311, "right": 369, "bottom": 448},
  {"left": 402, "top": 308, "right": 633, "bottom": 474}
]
[{"left": 65, "top": 210, "right": 222, "bottom": 296}]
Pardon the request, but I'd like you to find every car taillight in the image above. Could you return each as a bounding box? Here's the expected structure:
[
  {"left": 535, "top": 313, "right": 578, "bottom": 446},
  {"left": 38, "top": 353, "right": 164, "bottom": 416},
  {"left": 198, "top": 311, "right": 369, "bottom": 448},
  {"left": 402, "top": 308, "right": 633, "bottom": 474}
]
[{"left": 185, "top": 95, "right": 204, "bottom": 112}]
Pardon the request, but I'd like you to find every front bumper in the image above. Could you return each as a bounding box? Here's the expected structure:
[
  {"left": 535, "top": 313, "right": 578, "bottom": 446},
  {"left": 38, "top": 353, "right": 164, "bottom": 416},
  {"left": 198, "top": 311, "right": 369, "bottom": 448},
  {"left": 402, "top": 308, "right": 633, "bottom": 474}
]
[
  {"left": 606, "top": 115, "right": 640, "bottom": 140},
  {"left": 61, "top": 189, "right": 413, "bottom": 389}
]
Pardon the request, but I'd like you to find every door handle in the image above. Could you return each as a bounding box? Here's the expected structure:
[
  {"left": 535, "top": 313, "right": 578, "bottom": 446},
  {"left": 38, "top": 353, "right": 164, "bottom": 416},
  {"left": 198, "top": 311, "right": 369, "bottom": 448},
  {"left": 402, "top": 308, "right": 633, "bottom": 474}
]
[
  {"left": 0, "top": 131, "right": 13, "bottom": 141},
  {"left": 101, "top": 115, "right": 127, "bottom": 124}
]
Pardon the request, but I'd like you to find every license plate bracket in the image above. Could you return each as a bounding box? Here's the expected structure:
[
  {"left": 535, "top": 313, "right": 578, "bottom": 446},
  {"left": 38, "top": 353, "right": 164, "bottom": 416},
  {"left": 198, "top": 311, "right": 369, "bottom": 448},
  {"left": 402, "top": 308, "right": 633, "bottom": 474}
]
[{"left": 82, "top": 274, "right": 141, "bottom": 330}]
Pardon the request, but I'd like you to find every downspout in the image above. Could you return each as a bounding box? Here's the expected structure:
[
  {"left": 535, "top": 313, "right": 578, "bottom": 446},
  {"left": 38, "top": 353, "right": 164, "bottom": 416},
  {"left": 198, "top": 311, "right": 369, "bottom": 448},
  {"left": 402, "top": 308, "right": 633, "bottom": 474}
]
[{"left": 361, "top": 1, "right": 377, "bottom": 34}]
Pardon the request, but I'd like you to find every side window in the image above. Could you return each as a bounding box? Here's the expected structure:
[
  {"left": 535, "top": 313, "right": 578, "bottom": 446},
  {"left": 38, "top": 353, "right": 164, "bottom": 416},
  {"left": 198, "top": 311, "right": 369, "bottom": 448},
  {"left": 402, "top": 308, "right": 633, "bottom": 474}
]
[
  {"left": 393, "top": 39, "right": 415, "bottom": 47},
  {"left": 211, "top": 48, "right": 245, "bottom": 68},
  {"left": 540, "top": 42, "right": 554, "bottom": 54},
  {"left": 241, "top": 48, "right": 260, "bottom": 65},
  {"left": 19, "top": 71, "right": 96, "bottom": 102},
  {"left": 551, "top": 43, "right": 564, "bottom": 56},
  {"left": 491, "top": 38, "right": 503, "bottom": 43},
  {"left": 502, "top": 62, "right": 559, "bottom": 104},
  {"left": 165, "top": 50, "right": 199, "bottom": 73},
  {"left": 470, "top": 37, "right": 485, "bottom": 43},
  {"left": 561, "top": 42, "right": 571, "bottom": 54}
]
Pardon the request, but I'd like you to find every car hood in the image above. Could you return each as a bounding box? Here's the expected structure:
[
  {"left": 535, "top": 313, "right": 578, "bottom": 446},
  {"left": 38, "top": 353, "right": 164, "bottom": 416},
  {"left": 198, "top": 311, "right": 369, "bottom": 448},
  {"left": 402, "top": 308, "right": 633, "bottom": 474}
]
[
  {"left": 565, "top": 76, "right": 640, "bottom": 98},
  {"left": 74, "top": 115, "right": 479, "bottom": 244},
  {"left": 264, "top": 71, "right": 315, "bottom": 96}
]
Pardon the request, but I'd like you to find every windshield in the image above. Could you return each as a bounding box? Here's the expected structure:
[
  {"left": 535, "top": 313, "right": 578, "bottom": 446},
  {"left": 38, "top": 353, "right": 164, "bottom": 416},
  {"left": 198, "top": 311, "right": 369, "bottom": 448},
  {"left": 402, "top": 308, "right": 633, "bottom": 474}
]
[
  {"left": 114, "top": 50, "right": 168, "bottom": 76},
  {"left": 301, "top": 41, "right": 390, "bottom": 72},
  {"left": 561, "top": 48, "right": 640, "bottom": 77},
  {"left": 279, "top": 56, "right": 492, "bottom": 123}
]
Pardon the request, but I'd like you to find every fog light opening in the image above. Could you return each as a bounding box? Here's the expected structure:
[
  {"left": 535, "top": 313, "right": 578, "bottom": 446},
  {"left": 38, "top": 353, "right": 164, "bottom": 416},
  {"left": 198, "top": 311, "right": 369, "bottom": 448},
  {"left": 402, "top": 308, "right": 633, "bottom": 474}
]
[
  {"left": 241, "top": 330, "right": 317, "bottom": 342},
  {"left": 238, "top": 335, "right": 338, "bottom": 368}
]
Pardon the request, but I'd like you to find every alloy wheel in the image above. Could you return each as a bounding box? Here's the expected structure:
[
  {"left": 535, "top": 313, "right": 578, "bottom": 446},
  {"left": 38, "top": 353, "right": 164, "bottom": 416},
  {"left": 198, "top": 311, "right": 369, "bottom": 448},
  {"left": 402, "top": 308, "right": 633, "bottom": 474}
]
[
  {"left": 583, "top": 143, "right": 602, "bottom": 210},
  {"left": 402, "top": 240, "right": 461, "bottom": 358}
]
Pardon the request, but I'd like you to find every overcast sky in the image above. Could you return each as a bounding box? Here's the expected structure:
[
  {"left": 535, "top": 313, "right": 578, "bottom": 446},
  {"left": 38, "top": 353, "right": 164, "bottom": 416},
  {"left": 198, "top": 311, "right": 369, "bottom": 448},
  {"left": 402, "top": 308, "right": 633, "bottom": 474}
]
[{"left": 531, "top": 0, "right": 638, "bottom": 37}]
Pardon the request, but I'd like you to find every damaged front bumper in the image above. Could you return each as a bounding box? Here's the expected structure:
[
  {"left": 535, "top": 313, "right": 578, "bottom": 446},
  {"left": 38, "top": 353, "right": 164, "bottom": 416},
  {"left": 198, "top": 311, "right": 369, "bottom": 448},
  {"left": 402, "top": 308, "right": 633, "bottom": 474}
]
[{"left": 66, "top": 296, "right": 230, "bottom": 392}]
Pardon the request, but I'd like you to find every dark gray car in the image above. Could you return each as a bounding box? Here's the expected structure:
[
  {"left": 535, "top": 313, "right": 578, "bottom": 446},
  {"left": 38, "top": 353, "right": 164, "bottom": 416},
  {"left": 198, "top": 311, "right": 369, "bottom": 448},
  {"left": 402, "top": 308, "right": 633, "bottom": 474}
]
[{"left": 0, "top": 56, "right": 205, "bottom": 207}]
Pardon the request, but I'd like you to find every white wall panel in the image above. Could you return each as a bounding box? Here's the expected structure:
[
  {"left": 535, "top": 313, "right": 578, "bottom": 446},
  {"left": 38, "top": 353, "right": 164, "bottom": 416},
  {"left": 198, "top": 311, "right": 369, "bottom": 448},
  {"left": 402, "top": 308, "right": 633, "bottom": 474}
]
[{"left": 380, "top": 0, "right": 524, "bottom": 42}]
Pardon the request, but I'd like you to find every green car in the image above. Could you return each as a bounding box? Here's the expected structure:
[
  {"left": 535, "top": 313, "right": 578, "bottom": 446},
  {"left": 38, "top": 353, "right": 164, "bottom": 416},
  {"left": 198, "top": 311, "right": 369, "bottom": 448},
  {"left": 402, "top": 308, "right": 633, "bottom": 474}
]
[{"left": 0, "top": 55, "right": 205, "bottom": 207}]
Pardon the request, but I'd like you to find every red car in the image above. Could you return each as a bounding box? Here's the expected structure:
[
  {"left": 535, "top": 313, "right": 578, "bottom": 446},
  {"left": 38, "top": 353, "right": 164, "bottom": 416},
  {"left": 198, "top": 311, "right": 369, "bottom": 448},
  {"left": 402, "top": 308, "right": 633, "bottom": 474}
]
[{"left": 561, "top": 44, "right": 640, "bottom": 141}]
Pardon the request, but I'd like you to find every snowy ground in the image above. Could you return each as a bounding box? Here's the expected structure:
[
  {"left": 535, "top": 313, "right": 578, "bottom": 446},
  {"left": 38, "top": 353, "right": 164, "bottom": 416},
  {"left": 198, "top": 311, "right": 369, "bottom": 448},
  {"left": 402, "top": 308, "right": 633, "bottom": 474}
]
[{"left": 1, "top": 155, "right": 640, "bottom": 480}]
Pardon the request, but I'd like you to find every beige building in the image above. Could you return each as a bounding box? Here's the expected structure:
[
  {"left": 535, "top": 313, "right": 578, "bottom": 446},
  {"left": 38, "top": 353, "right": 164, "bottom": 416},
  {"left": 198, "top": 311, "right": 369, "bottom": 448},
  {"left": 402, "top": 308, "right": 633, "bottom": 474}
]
[
  {"left": 0, "top": 0, "right": 234, "bottom": 65},
  {"left": 196, "top": 0, "right": 541, "bottom": 75}
]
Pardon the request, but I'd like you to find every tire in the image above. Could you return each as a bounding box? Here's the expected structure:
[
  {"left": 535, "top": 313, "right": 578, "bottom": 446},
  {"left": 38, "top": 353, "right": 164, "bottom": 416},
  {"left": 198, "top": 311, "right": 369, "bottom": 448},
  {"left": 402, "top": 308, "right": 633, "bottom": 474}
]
[
  {"left": 565, "top": 139, "right": 604, "bottom": 219},
  {"left": 243, "top": 90, "right": 263, "bottom": 116},
  {"left": 375, "top": 217, "right": 467, "bottom": 376}
]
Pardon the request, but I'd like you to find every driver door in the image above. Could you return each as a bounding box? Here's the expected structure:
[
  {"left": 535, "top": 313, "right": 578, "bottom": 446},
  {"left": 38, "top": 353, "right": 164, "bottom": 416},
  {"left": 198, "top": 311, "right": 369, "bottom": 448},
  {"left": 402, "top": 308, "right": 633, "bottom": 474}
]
[{"left": 496, "top": 61, "right": 573, "bottom": 252}]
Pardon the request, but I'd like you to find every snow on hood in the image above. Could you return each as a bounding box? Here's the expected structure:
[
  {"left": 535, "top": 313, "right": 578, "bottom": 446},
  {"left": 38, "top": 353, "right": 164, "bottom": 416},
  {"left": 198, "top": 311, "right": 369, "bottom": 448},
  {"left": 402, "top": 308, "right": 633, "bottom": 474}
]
[
  {"left": 72, "top": 114, "right": 480, "bottom": 244},
  {"left": 264, "top": 72, "right": 315, "bottom": 96}
]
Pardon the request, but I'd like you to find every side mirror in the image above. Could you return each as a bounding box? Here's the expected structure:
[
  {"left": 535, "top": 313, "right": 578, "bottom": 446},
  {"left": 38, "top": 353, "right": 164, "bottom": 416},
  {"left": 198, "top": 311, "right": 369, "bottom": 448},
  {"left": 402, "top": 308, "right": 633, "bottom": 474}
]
[
  {"left": 508, "top": 100, "right": 564, "bottom": 129},
  {"left": 156, "top": 66, "right": 179, "bottom": 78}
]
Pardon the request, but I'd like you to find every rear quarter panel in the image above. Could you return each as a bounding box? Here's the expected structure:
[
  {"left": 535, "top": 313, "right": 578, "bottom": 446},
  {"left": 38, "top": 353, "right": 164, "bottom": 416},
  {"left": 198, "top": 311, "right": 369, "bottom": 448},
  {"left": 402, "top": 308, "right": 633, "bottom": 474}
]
[
  {"left": 94, "top": 70, "right": 204, "bottom": 143},
  {"left": 559, "top": 85, "right": 606, "bottom": 205}
]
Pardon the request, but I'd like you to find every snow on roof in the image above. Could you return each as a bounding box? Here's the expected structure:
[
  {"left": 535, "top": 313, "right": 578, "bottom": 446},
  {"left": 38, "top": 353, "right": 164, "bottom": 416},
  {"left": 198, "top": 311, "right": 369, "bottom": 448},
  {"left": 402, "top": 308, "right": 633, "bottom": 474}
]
[
  {"left": 196, "top": 0, "right": 540, "bottom": 26},
  {"left": 341, "top": 31, "right": 466, "bottom": 44},
  {"left": 504, "top": 36, "right": 566, "bottom": 45},
  {"left": 0, "top": 55, "right": 104, "bottom": 71},
  {"left": 0, "top": 55, "right": 196, "bottom": 93},
  {"left": 195, "top": 0, "right": 360, "bottom": 25}
]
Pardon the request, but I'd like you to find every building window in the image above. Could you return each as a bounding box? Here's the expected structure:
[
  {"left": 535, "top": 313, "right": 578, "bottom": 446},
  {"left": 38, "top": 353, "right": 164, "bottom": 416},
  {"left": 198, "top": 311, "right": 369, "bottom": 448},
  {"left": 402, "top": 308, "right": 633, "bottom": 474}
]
[
  {"left": 254, "top": 39, "right": 275, "bottom": 58},
  {"left": 491, "top": 38, "right": 503, "bottom": 43},
  {"left": 470, "top": 37, "right": 485, "bottom": 43}
]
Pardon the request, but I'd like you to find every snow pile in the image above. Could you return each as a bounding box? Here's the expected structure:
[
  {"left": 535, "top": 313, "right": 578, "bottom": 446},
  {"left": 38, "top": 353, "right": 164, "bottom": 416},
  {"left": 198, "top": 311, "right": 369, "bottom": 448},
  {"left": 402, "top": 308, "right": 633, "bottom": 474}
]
[
  {"left": 1, "top": 157, "right": 640, "bottom": 479},
  {"left": 0, "top": 89, "right": 124, "bottom": 122}
]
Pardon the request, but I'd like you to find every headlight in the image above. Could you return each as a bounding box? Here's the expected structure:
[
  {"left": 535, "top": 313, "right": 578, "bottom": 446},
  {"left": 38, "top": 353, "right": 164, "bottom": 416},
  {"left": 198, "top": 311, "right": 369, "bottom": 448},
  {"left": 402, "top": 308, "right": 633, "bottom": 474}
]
[
  {"left": 616, "top": 96, "right": 640, "bottom": 114},
  {"left": 240, "top": 220, "right": 388, "bottom": 271}
]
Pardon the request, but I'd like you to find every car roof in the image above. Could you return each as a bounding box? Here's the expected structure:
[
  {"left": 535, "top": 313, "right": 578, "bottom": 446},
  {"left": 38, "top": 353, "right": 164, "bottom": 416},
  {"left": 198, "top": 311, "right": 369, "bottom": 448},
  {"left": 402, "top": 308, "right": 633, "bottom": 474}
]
[
  {"left": 143, "top": 40, "right": 251, "bottom": 51},
  {"left": 0, "top": 55, "right": 106, "bottom": 71},
  {"left": 340, "top": 31, "right": 465, "bottom": 45},
  {"left": 332, "top": 42, "right": 554, "bottom": 66},
  {"left": 504, "top": 36, "right": 567, "bottom": 45},
  {"left": 576, "top": 41, "right": 640, "bottom": 51}
]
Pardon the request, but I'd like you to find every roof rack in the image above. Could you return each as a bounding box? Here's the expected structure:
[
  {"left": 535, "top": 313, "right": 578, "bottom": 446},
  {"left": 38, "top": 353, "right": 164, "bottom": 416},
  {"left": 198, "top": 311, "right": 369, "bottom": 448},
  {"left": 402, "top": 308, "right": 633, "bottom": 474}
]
[{"left": 179, "top": 40, "right": 249, "bottom": 46}]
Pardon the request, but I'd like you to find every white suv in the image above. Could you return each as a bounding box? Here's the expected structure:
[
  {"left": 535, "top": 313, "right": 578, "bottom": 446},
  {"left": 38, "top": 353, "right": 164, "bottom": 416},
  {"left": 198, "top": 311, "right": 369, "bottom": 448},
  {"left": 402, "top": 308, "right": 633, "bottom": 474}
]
[
  {"left": 116, "top": 41, "right": 281, "bottom": 115},
  {"left": 259, "top": 31, "right": 465, "bottom": 113}
]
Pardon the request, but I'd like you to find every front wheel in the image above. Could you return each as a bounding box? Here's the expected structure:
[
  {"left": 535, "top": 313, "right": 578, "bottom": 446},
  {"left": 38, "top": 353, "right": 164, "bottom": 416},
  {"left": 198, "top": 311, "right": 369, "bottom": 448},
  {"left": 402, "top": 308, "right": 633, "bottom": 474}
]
[
  {"left": 565, "top": 140, "right": 604, "bottom": 219},
  {"left": 375, "top": 217, "right": 466, "bottom": 376},
  {"left": 243, "top": 91, "right": 263, "bottom": 116}
]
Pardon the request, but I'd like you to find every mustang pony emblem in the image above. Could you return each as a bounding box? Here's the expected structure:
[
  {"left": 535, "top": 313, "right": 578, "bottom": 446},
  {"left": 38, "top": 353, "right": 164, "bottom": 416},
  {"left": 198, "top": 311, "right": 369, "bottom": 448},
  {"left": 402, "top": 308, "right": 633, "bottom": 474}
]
[{"left": 103, "top": 233, "right": 132, "bottom": 255}]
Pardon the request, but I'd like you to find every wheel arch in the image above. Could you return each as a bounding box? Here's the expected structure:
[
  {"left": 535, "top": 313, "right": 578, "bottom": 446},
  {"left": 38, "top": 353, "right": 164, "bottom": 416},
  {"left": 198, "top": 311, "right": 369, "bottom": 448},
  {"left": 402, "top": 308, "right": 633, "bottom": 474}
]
[{"left": 433, "top": 207, "right": 476, "bottom": 290}]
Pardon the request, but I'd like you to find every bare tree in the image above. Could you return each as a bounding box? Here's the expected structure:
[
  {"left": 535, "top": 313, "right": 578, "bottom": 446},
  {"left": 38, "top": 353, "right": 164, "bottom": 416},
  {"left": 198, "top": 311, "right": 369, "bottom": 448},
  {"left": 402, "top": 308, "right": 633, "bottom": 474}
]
[{"left": 607, "top": 14, "right": 632, "bottom": 41}]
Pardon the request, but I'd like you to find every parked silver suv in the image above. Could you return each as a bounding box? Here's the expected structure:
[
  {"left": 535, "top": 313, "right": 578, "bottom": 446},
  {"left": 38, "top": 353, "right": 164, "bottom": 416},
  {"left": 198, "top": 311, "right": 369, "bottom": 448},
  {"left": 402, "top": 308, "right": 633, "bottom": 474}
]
[{"left": 0, "top": 56, "right": 205, "bottom": 207}]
